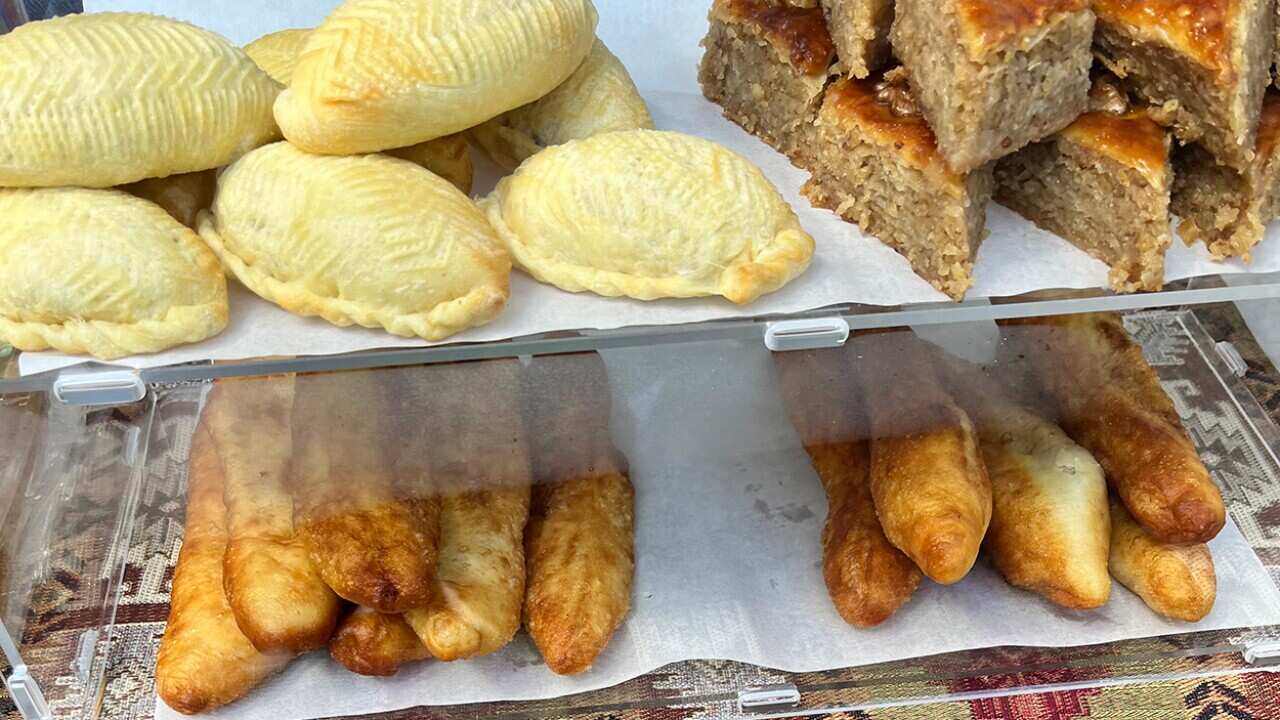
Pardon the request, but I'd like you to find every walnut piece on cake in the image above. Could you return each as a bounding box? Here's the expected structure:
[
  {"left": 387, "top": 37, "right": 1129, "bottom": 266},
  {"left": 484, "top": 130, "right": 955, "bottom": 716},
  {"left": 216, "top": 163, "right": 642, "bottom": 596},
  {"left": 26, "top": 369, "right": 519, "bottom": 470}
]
[
  {"left": 802, "top": 70, "right": 994, "bottom": 300},
  {"left": 1094, "top": 0, "right": 1275, "bottom": 171},
  {"left": 821, "top": 0, "right": 894, "bottom": 78},
  {"left": 1172, "top": 90, "right": 1280, "bottom": 260},
  {"left": 699, "top": 0, "right": 835, "bottom": 166},
  {"left": 890, "top": 0, "right": 1095, "bottom": 173},
  {"left": 995, "top": 76, "right": 1174, "bottom": 293}
]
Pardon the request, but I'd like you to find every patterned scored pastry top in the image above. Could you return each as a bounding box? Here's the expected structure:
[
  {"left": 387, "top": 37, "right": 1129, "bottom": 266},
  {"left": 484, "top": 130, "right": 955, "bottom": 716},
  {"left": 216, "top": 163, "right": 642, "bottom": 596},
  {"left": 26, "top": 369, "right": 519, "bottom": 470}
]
[
  {"left": 957, "top": 0, "right": 1091, "bottom": 54},
  {"left": 713, "top": 0, "right": 836, "bottom": 75},
  {"left": 821, "top": 76, "right": 962, "bottom": 190},
  {"left": 1061, "top": 111, "right": 1171, "bottom": 188},
  {"left": 1093, "top": 0, "right": 1234, "bottom": 73}
]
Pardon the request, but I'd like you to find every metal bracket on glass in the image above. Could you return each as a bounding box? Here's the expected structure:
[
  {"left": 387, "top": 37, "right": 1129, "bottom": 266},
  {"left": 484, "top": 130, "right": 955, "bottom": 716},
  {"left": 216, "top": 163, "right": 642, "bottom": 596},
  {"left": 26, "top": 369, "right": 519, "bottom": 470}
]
[
  {"left": 52, "top": 369, "right": 146, "bottom": 407},
  {"left": 764, "top": 317, "right": 850, "bottom": 352},
  {"left": 738, "top": 683, "right": 801, "bottom": 711},
  {"left": 1244, "top": 640, "right": 1280, "bottom": 667}
]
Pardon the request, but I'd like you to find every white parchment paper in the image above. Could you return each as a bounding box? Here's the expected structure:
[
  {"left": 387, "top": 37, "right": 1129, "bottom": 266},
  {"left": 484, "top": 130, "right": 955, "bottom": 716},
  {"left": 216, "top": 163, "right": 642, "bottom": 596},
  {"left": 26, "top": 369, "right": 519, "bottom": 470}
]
[
  {"left": 27, "top": 1, "right": 1280, "bottom": 376},
  {"left": 154, "top": 338, "right": 1280, "bottom": 719}
]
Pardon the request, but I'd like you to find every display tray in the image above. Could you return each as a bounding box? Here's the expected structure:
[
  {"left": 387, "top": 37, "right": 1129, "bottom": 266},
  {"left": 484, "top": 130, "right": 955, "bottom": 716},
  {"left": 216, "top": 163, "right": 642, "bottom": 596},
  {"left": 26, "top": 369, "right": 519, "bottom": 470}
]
[{"left": 4, "top": 307, "right": 1280, "bottom": 720}]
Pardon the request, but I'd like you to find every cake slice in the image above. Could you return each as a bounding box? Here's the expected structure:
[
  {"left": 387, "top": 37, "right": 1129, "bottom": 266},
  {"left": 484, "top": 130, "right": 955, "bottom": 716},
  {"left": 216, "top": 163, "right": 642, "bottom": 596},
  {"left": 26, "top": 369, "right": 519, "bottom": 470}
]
[
  {"left": 821, "top": 0, "right": 894, "bottom": 78},
  {"left": 890, "top": 0, "right": 1094, "bottom": 173},
  {"left": 699, "top": 0, "right": 836, "bottom": 165},
  {"left": 995, "top": 77, "right": 1173, "bottom": 293},
  {"left": 803, "top": 70, "right": 994, "bottom": 300},
  {"left": 1172, "top": 90, "right": 1280, "bottom": 260},
  {"left": 1094, "top": 0, "right": 1274, "bottom": 171}
]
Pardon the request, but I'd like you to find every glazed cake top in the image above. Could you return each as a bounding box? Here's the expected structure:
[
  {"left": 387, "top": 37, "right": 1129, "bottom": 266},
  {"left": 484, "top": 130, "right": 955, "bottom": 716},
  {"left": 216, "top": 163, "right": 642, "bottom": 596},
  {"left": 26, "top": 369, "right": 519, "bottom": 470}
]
[
  {"left": 957, "top": 0, "right": 1091, "bottom": 55},
  {"left": 713, "top": 0, "right": 836, "bottom": 75},
  {"left": 1093, "top": 0, "right": 1235, "bottom": 72},
  {"left": 1061, "top": 111, "right": 1171, "bottom": 187}
]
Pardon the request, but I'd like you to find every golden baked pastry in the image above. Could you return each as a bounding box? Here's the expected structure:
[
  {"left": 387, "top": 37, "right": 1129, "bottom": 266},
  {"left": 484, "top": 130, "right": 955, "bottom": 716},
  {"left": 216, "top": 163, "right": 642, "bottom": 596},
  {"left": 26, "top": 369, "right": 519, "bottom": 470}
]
[
  {"left": 1109, "top": 496, "right": 1216, "bottom": 621},
  {"left": 274, "top": 0, "right": 599, "bottom": 154},
  {"left": 121, "top": 170, "right": 218, "bottom": 229},
  {"left": 243, "top": 28, "right": 312, "bottom": 85},
  {"left": 483, "top": 130, "right": 814, "bottom": 304},
  {"left": 0, "top": 187, "right": 228, "bottom": 360},
  {"left": 0, "top": 13, "right": 280, "bottom": 188},
  {"left": 200, "top": 142, "right": 509, "bottom": 341},
  {"left": 329, "top": 607, "right": 432, "bottom": 677},
  {"left": 470, "top": 39, "right": 654, "bottom": 170},
  {"left": 244, "top": 27, "right": 475, "bottom": 194}
]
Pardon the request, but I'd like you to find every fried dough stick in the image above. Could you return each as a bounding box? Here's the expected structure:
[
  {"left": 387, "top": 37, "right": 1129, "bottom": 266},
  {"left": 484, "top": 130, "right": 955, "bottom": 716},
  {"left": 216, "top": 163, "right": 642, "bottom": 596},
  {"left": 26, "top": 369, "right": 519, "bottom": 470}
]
[
  {"left": 203, "top": 375, "right": 340, "bottom": 653},
  {"left": 291, "top": 369, "right": 437, "bottom": 612},
  {"left": 156, "top": 424, "right": 289, "bottom": 715},
  {"left": 329, "top": 606, "right": 432, "bottom": 676},
  {"left": 399, "top": 359, "right": 532, "bottom": 661},
  {"left": 935, "top": 357, "right": 1112, "bottom": 609},
  {"left": 1109, "top": 496, "right": 1216, "bottom": 621},
  {"left": 774, "top": 346, "right": 922, "bottom": 627},
  {"left": 521, "top": 352, "right": 635, "bottom": 674},
  {"left": 853, "top": 331, "right": 992, "bottom": 585},
  {"left": 1004, "top": 313, "right": 1225, "bottom": 544}
]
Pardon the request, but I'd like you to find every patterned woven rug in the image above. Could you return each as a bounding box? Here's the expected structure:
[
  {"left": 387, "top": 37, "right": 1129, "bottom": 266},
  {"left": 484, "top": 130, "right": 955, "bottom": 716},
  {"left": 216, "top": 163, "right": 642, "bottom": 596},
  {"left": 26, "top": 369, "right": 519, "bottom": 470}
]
[{"left": 4, "top": 305, "right": 1280, "bottom": 720}]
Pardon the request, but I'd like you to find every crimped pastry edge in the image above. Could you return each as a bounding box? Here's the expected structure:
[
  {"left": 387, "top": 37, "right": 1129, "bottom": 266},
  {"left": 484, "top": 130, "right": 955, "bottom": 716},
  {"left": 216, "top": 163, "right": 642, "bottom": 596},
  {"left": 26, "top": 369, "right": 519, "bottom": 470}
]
[
  {"left": 0, "top": 299, "right": 228, "bottom": 360},
  {"left": 196, "top": 211, "right": 509, "bottom": 341}
]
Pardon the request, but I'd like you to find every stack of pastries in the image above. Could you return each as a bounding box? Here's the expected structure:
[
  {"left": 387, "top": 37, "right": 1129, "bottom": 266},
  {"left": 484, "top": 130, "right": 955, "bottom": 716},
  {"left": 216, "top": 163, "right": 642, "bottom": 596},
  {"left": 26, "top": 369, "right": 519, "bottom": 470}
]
[
  {"left": 775, "top": 312, "right": 1225, "bottom": 627},
  {"left": 156, "top": 353, "right": 635, "bottom": 714},
  {"left": 0, "top": 1, "right": 816, "bottom": 361},
  {"left": 701, "top": 0, "right": 1280, "bottom": 300}
]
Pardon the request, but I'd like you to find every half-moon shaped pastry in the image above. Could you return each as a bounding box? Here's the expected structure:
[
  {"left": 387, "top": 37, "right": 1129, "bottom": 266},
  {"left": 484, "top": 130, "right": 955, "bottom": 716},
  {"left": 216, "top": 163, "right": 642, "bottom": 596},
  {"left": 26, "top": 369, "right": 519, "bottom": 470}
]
[
  {"left": 199, "top": 143, "right": 509, "bottom": 341},
  {"left": 0, "top": 13, "right": 280, "bottom": 188},
  {"left": 482, "top": 130, "right": 815, "bottom": 304},
  {"left": 243, "top": 28, "right": 312, "bottom": 85},
  {"left": 470, "top": 39, "right": 655, "bottom": 170},
  {"left": 1109, "top": 496, "right": 1216, "bottom": 621},
  {"left": 274, "top": 0, "right": 599, "bottom": 154},
  {"left": 0, "top": 188, "right": 228, "bottom": 360}
]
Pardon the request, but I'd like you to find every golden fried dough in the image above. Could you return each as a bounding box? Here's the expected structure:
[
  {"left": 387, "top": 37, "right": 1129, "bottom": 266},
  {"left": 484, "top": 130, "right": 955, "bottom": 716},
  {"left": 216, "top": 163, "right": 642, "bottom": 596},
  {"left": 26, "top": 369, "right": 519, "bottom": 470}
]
[
  {"left": 291, "top": 369, "right": 438, "bottom": 612},
  {"left": 855, "top": 331, "right": 992, "bottom": 585},
  {"left": 201, "top": 376, "right": 341, "bottom": 654},
  {"left": 937, "top": 359, "right": 1111, "bottom": 609},
  {"left": 329, "top": 607, "right": 432, "bottom": 677},
  {"left": 401, "top": 360, "right": 532, "bottom": 661},
  {"left": 774, "top": 347, "right": 922, "bottom": 627},
  {"left": 156, "top": 425, "right": 289, "bottom": 715},
  {"left": 1005, "top": 313, "right": 1225, "bottom": 544},
  {"left": 1109, "top": 496, "right": 1216, "bottom": 621},
  {"left": 121, "top": 170, "right": 217, "bottom": 229},
  {"left": 522, "top": 353, "right": 634, "bottom": 674}
]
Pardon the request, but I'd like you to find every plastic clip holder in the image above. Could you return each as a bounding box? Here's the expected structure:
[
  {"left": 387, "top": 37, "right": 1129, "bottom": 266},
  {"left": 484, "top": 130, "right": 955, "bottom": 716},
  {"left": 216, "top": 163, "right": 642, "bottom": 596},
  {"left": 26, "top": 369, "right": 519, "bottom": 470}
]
[
  {"left": 738, "top": 683, "right": 801, "bottom": 710},
  {"left": 764, "top": 317, "right": 850, "bottom": 352},
  {"left": 1214, "top": 341, "right": 1249, "bottom": 378},
  {"left": 1244, "top": 640, "right": 1280, "bottom": 667},
  {"left": 3, "top": 667, "right": 52, "bottom": 720},
  {"left": 52, "top": 369, "right": 146, "bottom": 407}
]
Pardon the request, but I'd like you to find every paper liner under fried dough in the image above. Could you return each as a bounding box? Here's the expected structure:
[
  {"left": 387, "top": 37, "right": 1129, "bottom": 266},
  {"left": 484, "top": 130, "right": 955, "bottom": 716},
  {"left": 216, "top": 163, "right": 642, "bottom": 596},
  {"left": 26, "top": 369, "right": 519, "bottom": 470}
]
[
  {"left": 329, "top": 606, "right": 432, "bottom": 676},
  {"left": 1109, "top": 496, "right": 1216, "bottom": 621},
  {"left": 521, "top": 352, "right": 635, "bottom": 674}
]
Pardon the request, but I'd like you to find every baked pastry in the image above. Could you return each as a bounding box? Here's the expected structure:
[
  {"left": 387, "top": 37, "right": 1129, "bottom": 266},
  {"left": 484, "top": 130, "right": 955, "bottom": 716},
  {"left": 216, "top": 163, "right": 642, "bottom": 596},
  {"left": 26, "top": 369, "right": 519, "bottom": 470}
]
[
  {"left": 1094, "top": 0, "right": 1275, "bottom": 171},
  {"left": 936, "top": 358, "right": 1111, "bottom": 609},
  {"left": 774, "top": 346, "right": 922, "bottom": 627},
  {"left": 1172, "top": 90, "right": 1280, "bottom": 260},
  {"left": 995, "top": 76, "right": 1173, "bottom": 293},
  {"left": 1110, "top": 497, "right": 1216, "bottom": 621},
  {"left": 401, "top": 360, "right": 532, "bottom": 661},
  {"left": 854, "top": 331, "right": 992, "bottom": 585},
  {"left": 329, "top": 607, "right": 432, "bottom": 677},
  {"left": 274, "top": 0, "right": 598, "bottom": 154},
  {"left": 0, "top": 187, "right": 228, "bottom": 360},
  {"left": 121, "top": 170, "right": 218, "bottom": 230},
  {"left": 522, "top": 353, "right": 634, "bottom": 674},
  {"left": 202, "top": 376, "right": 341, "bottom": 654},
  {"left": 891, "top": 0, "right": 1094, "bottom": 172},
  {"left": 0, "top": 13, "right": 280, "bottom": 188},
  {"left": 156, "top": 424, "right": 289, "bottom": 715},
  {"left": 821, "top": 0, "right": 893, "bottom": 78},
  {"left": 243, "top": 27, "right": 311, "bottom": 85},
  {"left": 243, "top": 27, "right": 475, "bottom": 194},
  {"left": 1004, "top": 313, "right": 1226, "bottom": 544},
  {"left": 803, "top": 71, "right": 992, "bottom": 300},
  {"left": 470, "top": 39, "right": 653, "bottom": 171},
  {"left": 291, "top": 369, "right": 439, "bottom": 613},
  {"left": 699, "top": 0, "right": 835, "bottom": 164},
  {"left": 482, "top": 130, "right": 814, "bottom": 304},
  {"left": 200, "top": 142, "right": 509, "bottom": 341}
]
